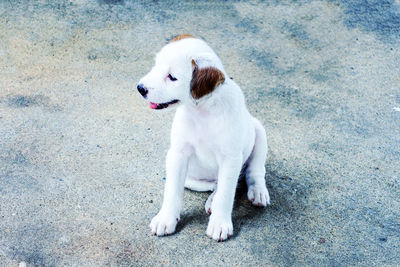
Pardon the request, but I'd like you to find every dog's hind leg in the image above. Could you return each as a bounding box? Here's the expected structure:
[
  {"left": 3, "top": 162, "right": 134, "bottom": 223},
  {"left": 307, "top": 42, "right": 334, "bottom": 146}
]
[
  {"left": 184, "top": 177, "right": 217, "bottom": 215},
  {"left": 204, "top": 190, "right": 216, "bottom": 214},
  {"left": 245, "top": 118, "right": 270, "bottom": 206}
]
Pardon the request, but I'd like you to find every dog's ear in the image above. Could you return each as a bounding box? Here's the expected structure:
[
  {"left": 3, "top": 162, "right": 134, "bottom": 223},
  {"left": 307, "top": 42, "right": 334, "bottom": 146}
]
[{"left": 190, "top": 59, "right": 225, "bottom": 100}]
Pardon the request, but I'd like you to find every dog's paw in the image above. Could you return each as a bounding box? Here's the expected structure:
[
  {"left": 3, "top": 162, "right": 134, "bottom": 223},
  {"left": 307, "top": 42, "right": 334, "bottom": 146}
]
[
  {"left": 204, "top": 191, "right": 216, "bottom": 215},
  {"left": 206, "top": 214, "right": 233, "bottom": 241},
  {"left": 149, "top": 211, "right": 179, "bottom": 236},
  {"left": 247, "top": 184, "right": 270, "bottom": 207}
]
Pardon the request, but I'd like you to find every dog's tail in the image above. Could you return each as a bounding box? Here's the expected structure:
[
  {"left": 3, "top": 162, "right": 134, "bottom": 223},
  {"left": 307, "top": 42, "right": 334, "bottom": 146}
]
[{"left": 184, "top": 178, "right": 217, "bottom": 192}]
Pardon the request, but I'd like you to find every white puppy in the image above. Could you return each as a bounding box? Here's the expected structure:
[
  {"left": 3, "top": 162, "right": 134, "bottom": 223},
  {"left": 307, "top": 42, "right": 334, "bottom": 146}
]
[{"left": 138, "top": 34, "right": 270, "bottom": 241}]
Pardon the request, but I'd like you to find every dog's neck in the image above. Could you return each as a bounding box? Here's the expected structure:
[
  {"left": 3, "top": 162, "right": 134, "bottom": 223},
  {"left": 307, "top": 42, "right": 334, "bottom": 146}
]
[{"left": 183, "top": 90, "right": 229, "bottom": 117}]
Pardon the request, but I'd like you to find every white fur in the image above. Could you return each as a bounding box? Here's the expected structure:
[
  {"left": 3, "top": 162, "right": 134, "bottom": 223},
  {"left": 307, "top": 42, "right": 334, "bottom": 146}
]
[{"left": 138, "top": 37, "right": 270, "bottom": 241}]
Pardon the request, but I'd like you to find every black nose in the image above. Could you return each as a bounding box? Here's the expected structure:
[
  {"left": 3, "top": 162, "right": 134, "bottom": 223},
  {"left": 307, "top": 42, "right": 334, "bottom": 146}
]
[{"left": 137, "top": 84, "right": 148, "bottom": 97}]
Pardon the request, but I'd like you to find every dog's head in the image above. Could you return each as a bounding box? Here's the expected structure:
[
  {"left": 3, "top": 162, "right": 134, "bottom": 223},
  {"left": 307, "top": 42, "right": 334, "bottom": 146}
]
[{"left": 137, "top": 35, "right": 225, "bottom": 110}]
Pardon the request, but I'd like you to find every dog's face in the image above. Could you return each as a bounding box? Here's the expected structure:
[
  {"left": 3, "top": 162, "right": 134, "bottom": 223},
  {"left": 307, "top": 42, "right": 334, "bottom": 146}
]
[{"left": 137, "top": 36, "right": 225, "bottom": 110}]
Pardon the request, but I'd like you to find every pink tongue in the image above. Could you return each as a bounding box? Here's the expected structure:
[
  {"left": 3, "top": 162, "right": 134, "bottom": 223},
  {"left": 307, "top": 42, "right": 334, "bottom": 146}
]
[{"left": 149, "top": 102, "right": 158, "bottom": 109}]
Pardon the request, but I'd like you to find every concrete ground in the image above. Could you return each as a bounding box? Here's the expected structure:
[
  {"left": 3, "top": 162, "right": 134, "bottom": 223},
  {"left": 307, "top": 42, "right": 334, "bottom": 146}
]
[{"left": 1, "top": 0, "right": 399, "bottom": 266}]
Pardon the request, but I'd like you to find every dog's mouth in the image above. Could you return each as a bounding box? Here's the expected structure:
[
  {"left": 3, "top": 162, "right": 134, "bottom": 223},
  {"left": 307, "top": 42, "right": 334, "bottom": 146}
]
[{"left": 149, "top": 99, "right": 180, "bottom": 110}]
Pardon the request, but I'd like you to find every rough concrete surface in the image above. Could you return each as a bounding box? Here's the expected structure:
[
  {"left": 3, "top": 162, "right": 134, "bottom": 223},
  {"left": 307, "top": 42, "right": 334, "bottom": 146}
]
[{"left": 0, "top": 0, "right": 399, "bottom": 266}]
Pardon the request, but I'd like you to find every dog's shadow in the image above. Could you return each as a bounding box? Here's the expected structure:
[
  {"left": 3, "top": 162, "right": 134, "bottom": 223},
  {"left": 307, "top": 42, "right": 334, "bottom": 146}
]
[
  {"left": 232, "top": 179, "right": 266, "bottom": 232},
  {"left": 175, "top": 170, "right": 310, "bottom": 240},
  {"left": 175, "top": 179, "right": 266, "bottom": 239}
]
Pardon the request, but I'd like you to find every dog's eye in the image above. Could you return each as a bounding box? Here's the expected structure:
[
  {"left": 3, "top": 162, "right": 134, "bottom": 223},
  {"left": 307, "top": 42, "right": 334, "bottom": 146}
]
[{"left": 168, "top": 74, "right": 178, "bottom": 81}]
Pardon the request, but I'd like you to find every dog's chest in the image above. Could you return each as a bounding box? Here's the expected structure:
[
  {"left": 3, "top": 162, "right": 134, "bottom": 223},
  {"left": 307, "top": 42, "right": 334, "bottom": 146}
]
[
  {"left": 174, "top": 108, "right": 232, "bottom": 166},
  {"left": 187, "top": 115, "right": 224, "bottom": 161}
]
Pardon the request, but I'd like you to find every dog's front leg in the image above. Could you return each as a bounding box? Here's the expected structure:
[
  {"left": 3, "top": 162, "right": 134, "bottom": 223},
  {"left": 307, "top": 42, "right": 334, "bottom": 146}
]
[
  {"left": 206, "top": 155, "right": 242, "bottom": 241},
  {"left": 150, "top": 147, "right": 189, "bottom": 236}
]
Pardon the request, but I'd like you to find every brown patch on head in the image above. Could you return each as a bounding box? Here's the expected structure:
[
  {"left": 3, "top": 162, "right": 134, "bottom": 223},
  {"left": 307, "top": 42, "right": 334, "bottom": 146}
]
[
  {"left": 170, "top": 34, "right": 195, "bottom": 43},
  {"left": 190, "top": 60, "right": 225, "bottom": 99}
]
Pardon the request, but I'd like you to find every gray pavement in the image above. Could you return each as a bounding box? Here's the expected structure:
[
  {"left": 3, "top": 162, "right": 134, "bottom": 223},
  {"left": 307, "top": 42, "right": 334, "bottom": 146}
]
[{"left": 0, "top": 0, "right": 399, "bottom": 266}]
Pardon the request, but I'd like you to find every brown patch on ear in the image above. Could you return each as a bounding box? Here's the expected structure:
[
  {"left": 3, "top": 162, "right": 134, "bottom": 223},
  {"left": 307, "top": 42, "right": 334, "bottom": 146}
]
[
  {"left": 191, "top": 59, "right": 196, "bottom": 70},
  {"left": 190, "top": 61, "right": 225, "bottom": 99},
  {"left": 169, "top": 34, "right": 195, "bottom": 43}
]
